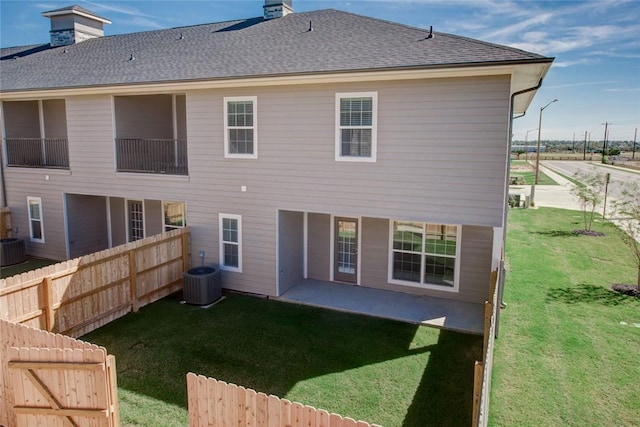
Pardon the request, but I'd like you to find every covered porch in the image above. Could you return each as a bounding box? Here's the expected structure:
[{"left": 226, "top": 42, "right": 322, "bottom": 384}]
[{"left": 278, "top": 279, "right": 485, "bottom": 335}]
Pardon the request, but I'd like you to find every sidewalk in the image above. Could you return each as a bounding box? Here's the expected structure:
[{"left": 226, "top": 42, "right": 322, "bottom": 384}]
[
  {"left": 509, "top": 162, "right": 640, "bottom": 242},
  {"left": 509, "top": 164, "right": 581, "bottom": 210}
]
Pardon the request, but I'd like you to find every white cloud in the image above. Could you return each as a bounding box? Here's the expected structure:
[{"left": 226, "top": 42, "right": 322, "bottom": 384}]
[
  {"left": 80, "top": 0, "right": 160, "bottom": 20},
  {"left": 604, "top": 87, "right": 640, "bottom": 93},
  {"left": 125, "top": 17, "right": 164, "bottom": 30},
  {"left": 481, "top": 12, "right": 553, "bottom": 40},
  {"left": 545, "top": 80, "right": 618, "bottom": 89},
  {"left": 552, "top": 58, "right": 598, "bottom": 68}
]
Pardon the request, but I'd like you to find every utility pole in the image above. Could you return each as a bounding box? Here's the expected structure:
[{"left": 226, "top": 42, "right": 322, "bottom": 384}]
[
  {"left": 583, "top": 130, "right": 587, "bottom": 160},
  {"left": 601, "top": 122, "right": 609, "bottom": 164},
  {"left": 633, "top": 127, "right": 638, "bottom": 160},
  {"left": 572, "top": 132, "right": 575, "bottom": 153},
  {"left": 531, "top": 99, "right": 558, "bottom": 206}
]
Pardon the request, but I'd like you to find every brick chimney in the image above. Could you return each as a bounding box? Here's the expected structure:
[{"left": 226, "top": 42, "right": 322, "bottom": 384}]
[
  {"left": 42, "top": 5, "right": 111, "bottom": 47},
  {"left": 264, "top": 1, "right": 293, "bottom": 20}
]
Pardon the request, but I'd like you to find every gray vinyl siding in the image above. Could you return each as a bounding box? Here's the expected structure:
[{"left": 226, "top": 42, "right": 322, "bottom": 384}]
[
  {"left": 66, "top": 194, "right": 108, "bottom": 258},
  {"left": 277, "top": 210, "right": 304, "bottom": 295},
  {"left": 43, "top": 99, "right": 67, "bottom": 138},
  {"left": 360, "top": 218, "right": 493, "bottom": 304},
  {"left": 114, "top": 95, "right": 173, "bottom": 139},
  {"left": 144, "top": 199, "right": 163, "bottom": 237},
  {"left": 109, "top": 197, "right": 126, "bottom": 247},
  {"left": 1, "top": 75, "right": 509, "bottom": 298},
  {"left": 13, "top": 192, "right": 66, "bottom": 260},
  {"left": 3, "top": 101, "right": 40, "bottom": 138},
  {"left": 307, "top": 213, "right": 331, "bottom": 281}
]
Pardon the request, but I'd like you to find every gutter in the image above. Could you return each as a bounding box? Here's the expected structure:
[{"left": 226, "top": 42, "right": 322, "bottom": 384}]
[{"left": 0, "top": 58, "right": 554, "bottom": 98}]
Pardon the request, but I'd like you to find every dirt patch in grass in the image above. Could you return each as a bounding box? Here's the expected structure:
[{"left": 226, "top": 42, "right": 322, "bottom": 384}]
[
  {"left": 511, "top": 163, "right": 534, "bottom": 172},
  {"left": 572, "top": 229, "right": 606, "bottom": 237}
]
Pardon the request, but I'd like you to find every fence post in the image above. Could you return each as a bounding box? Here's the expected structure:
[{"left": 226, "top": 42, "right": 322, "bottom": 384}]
[
  {"left": 482, "top": 301, "right": 491, "bottom": 360},
  {"left": 181, "top": 231, "right": 190, "bottom": 272},
  {"left": 43, "top": 276, "right": 55, "bottom": 332},
  {"left": 473, "top": 361, "right": 483, "bottom": 427},
  {"left": 129, "top": 250, "right": 139, "bottom": 313}
]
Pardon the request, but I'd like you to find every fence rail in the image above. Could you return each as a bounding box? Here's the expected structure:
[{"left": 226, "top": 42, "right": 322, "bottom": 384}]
[
  {"left": 0, "top": 227, "right": 190, "bottom": 337},
  {"left": 5, "top": 138, "right": 69, "bottom": 169},
  {"left": 115, "top": 138, "right": 188, "bottom": 175},
  {"left": 473, "top": 267, "right": 500, "bottom": 427},
  {"left": 187, "top": 373, "right": 380, "bottom": 427}
]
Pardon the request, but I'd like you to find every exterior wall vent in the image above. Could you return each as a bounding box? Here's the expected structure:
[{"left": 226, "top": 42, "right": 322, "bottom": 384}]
[
  {"left": 42, "top": 5, "right": 111, "bottom": 47},
  {"left": 264, "top": 0, "right": 293, "bottom": 20}
]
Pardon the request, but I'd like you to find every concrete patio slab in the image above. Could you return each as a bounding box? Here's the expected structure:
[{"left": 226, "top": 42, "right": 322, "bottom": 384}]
[{"left": 277, "top": 280, "right": 485, "bottom": 335}]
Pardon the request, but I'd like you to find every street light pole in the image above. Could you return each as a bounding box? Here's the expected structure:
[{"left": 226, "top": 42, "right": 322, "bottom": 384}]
[
  {"left": 531, "top": 99, "right": 558, "bottom": 206},
  {"left": 525, "top": 128, "right": 537, "bottom": 161}
]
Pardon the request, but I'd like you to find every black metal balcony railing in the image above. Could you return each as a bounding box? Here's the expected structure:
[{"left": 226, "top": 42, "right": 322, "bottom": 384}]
[
  {"left": 115, "top": 138, "right": 188, "bottom": 175},
  {"left": 5, "top": 138, "right": 70, "bottom": 169}
]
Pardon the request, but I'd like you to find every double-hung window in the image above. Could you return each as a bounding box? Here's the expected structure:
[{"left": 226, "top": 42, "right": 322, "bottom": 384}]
[
  {"left": 219, "top": 214, "right": 242, "bottom": 272},
  {"left": 27, "top": 197, "right": 44, "bottom": 243},
  {"left": 163, "top": 201, "right": 186, "bottom": 232},
  {"left": 336, "top": 92, "right": 377, "bottom": 162},
  {"left": 224, "top": 96, "right": 257, "bottom": 159},
  {"left": 389, "top": 221, "right": 460, "bottom": 291}
]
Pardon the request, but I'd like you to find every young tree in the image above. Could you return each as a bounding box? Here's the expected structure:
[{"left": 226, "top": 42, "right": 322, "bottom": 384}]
[
  {"left": 514, "top": 149, "right": 525, "bottom": 160},
  {"left": 613, "top": 182, "right": 640, "bottom": 289},
  {"left": 571, "top": 168, "right": 606, "bottom": 232}
]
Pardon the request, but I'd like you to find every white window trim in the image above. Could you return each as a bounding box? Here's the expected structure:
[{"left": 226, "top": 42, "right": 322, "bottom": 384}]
[
  {"left": 27, "top": 196, "right": 45, "bottom": 243},
  {"left": 224, "top": 96, "right": 258, "bottom": 159},
  {"left": 335, "top": 92, "right": 378, "bottom": 162},
  {"left": 219, "top": 213, "right": 243, "bottom": 273},
  {"left": 387, "top": 220, "right": 461, "bottom": 293},
  {"left": 162, "top": 201, "right": 187, "bottom": 232}
]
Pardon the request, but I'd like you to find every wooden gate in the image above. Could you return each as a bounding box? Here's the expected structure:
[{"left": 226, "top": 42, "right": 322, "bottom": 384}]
[{"left": 7, "top": 346, "right": 119, "bottom": 427}]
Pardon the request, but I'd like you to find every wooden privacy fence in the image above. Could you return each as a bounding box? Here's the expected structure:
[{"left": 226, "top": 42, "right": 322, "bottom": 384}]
[
  {"left": 0, "top": 319, "right": 119, "bottom": 427},
  {"left": 0, "top": 227, "right": 189, "bottom": 338},
  {"left": 1, "top": 207, "right": 11, "bottom": 238},
  {"left": 472, "top": 267, "right": 500, "bottom": 427},
  {"left": 187, "top": 373, "right": 380, "bottom": 427}
]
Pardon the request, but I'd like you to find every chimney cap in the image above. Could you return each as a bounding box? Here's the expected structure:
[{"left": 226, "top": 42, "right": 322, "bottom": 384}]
[{"left": 42, "top": 5, "right": 111, "bottom": 24}]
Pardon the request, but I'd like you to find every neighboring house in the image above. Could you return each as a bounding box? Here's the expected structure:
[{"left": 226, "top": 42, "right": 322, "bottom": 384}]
[{"left": 0, "top": 1, "right": 553, "bottom": 304}]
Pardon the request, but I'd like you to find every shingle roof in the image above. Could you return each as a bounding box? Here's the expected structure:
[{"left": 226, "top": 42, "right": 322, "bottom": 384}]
[{"left": 0, "top": 9, "right": 552, "bottom": 92}]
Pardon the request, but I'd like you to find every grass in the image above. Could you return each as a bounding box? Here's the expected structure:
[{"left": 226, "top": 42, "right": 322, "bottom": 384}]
[
  {"left": 1, "top": 256, "right": 58, "bottom": 279},
  {"left": 509, "top": 160, "right": 558, "bottom": 185},
  {"left": 82, "top": 294, "right": 482, "bottom": 427},
  {"left": 490, "top": 208, "right": 640, "bottom": 426}
]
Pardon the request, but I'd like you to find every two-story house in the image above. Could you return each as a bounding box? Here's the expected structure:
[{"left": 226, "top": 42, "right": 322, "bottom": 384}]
[{"left": 0, "top": 2, "right": 553, "bottom": 313}]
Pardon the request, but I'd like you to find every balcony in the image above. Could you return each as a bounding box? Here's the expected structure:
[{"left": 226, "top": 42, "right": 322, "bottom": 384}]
[
  {"left": 115, "top": 138, "right": 188, "bottom": 175},
  {"left": 114, "top": 94, "right": 188, "bottom": 176},
  {"left": 5, "top": 138, "right": 70, "bottom": 169}
]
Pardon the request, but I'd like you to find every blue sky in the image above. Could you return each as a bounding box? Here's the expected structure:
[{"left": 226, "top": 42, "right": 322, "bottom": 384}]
[{"left": 1, "top": 0, "right": 639, "bottom": 143}]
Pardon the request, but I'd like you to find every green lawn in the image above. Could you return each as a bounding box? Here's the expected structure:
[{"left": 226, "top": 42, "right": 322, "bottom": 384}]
[
  {"left": 510, "top": 170, "right": 557, "bottom": 185},
  {"left": 490, "top": 208, "right": 640, "bottom": 426},
  {"left": 82, "top": 294, "right": 481, "bottom": 427}
]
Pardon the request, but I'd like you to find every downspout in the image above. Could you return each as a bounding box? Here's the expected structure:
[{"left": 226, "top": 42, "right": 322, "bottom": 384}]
[
  {"left": 0, "top": 102, "right": 7, "bottom": 207},
  {"left": 496, "top": 78, "right": 543, "bottom": 338},
  {"left": 0, "top": 145, "right": 6, "bottom": 207}
]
